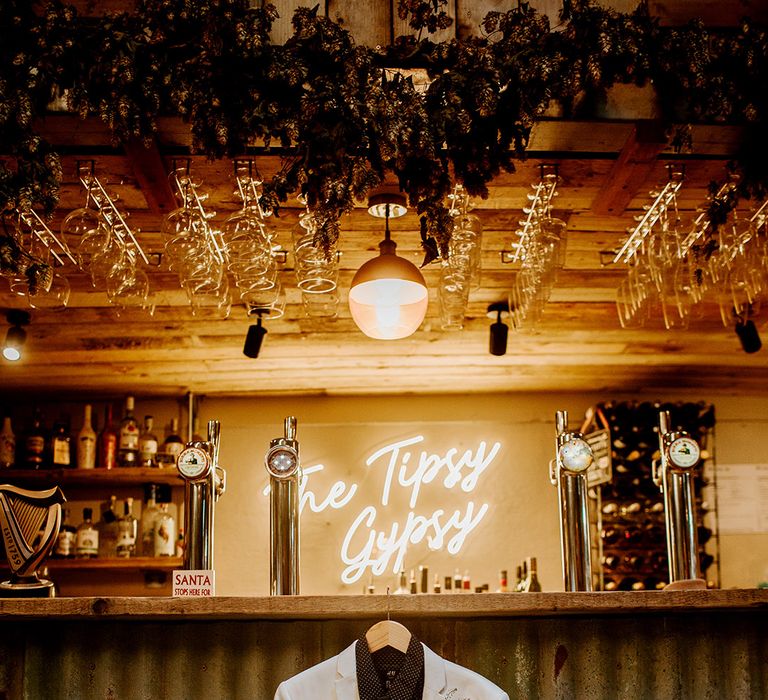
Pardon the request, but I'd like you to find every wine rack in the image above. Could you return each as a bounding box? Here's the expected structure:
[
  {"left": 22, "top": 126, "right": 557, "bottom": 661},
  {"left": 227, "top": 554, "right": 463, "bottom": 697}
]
[{"left": 592, "top": 400, "right": 717, "bottom": 591}]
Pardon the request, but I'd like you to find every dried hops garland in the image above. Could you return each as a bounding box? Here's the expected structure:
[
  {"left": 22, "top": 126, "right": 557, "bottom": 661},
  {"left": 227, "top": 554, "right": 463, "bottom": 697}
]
[{"left": 0, "top": 0, "right": 767, "bottom": 274}]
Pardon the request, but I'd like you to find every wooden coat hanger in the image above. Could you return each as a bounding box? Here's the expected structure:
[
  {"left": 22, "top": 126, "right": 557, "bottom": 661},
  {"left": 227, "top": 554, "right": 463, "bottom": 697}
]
[
  {"left": 365, "top": 587, "right": 412, "bottom": 653},
  {"left": 365, "top": 619, "right": 411, "bottom": 653}
]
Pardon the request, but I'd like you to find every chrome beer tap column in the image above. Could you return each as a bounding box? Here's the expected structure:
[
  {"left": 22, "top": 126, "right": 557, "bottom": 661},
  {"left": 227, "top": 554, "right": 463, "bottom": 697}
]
[
  {"left": 549, "top": 410, "right": 594, "bottom": 591},
  {"left": 177, "top": 420, "right": 227, "bottom": 571},
  {"left": 265, "top": 416, "right": 301, "bottom": 595},
  {"left": 652, "top": 410, "right": 703, "bottom": 587}
]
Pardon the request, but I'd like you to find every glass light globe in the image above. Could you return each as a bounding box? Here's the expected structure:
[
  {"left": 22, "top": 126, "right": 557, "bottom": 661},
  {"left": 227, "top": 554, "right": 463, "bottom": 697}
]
[{"left": 348, "top": 240, "right": 428, "bottom": 340}]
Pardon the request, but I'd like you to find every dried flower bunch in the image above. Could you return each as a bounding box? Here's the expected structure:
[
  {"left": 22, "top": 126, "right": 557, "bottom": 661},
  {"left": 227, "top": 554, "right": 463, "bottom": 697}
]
[{"left": 0, "top": 0, "right": 766, "bottom": 276}]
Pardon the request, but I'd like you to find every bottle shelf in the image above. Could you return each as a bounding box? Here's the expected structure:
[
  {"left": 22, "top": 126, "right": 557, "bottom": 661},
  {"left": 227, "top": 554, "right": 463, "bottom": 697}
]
[
  {"left": 0, "top": 467, "right": 182, "bottom": 486},
  {"left": 2, "top": 557, "right": 183, "bottom": 574},
  {"left": 45, "top": 556, "right": 183, "bottom": 571}
]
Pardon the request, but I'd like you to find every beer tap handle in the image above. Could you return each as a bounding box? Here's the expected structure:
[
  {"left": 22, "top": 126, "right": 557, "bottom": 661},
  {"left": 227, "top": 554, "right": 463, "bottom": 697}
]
[
  {"left": 548, "top": 458, "right": 558, "bottom": 485},
  {"left": 659, "top": 410, "right": 671, "bottom": 436},
  {"left": 555, "top": 410, "right": 568, "bottom": 438},
  {"left": 214, "top": 466, "right": 226, "bottom": 500},
  {"left": 284, "top": 416, "right": 297, "bottom": 441},
  {"left": 652, "top": 458, "right": 662, "bottom": 489},
  {"left": 208, "top": 420, "right": 221, "bottom": 465}
]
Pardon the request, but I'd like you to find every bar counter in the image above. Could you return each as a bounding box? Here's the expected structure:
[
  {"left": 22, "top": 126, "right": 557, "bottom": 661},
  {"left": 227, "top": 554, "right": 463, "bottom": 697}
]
[{"left": 1, "top": 590, "right": 766, "bottom": 698}]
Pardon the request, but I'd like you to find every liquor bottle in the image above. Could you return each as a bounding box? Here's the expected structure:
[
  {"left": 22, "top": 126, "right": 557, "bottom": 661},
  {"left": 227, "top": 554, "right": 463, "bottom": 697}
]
[
  {"left": 99, "top": 403, "right": 118, "bottom": 469},
  {"left": 462, "top": 570, "right": 471, "bottom": 592},
  {"left": 138, "top": 416, "right": 158, "bottom": 467},
  {"left": 76, "top": 404, "right": 97, "bottom": 469},
  {"left": 420, "top": 565, "right": 428, "bottom": 593},
  {"left": 523, "top": 557, "right": 542, "bottom": 592},
  {"left": 97, "top": 495, "right": 119, "bottom": 558},
  {"left": 517, "top": 560, "right": 528, "bottom": 592},
  {"left": 408, "top": 569, "right": 417, "bottom": 594},
  {"left": 116, "top": 497, "right": 138, "bottom": 558},
  {"left": 0, "top": 415, "right": 15, "bottom": 468},
  {"left": 153, "top": 503, "right": 176, "bottom": 557},
  {"left": 453, "top": 568, "right": 462, "bottom": 593},
  {"left": 117, "top": 396, "right": 139, "bottom": 467},
  {"left": 162, "top": 418, "right": 184, "bottom": 465},
  {"left": 140, "top": 484, "right": 160, "bottom": 556},
  {"left": 50, "top": 417, "right": 72, "bottom": 468},
  {"left": 24, "top": 409, "right": 47, "bottom": 469},
  {"left": 75, "top": 507, "right": 99, "bottom": 558},
  {"left": 393, "top": 569, "right": 409, "bottom": 595},
  {"left": 54, "top": 507, "right": 76, "bottom": 558},
  {"left": 433, "top": 574, "right": 442, "bottom": 594},
  {"left": 444, "top": 576, "right": 452, "bottom": 593},
  {"left": 513, "top": 565, "right": 523, "bottom": 592},
  {"left": 366, "top": 576, "right": 376, "bottom": 595},
  {"left": 497, "top": 569, "right": 509, "bottom": 593}
]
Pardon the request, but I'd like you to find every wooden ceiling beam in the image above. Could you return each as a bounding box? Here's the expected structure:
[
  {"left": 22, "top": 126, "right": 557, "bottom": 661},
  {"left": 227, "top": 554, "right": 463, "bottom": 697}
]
[
  {"left": 123, "top": 137, "right": 177, "bottom": 215},
  {"left": 591, "top": 120, "right": 667, "bottom": 217}
]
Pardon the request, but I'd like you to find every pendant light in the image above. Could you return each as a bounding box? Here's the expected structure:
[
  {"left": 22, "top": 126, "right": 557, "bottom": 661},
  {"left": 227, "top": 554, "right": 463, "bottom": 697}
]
[{"left": 348, "top": 194, "right": 428, "bottom": 340}]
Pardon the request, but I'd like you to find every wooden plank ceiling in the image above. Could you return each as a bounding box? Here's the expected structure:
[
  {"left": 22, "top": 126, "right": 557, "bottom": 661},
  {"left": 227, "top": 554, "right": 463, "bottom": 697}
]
[{"left": 1, "top": 1, "right": 767, "bottom": 398}]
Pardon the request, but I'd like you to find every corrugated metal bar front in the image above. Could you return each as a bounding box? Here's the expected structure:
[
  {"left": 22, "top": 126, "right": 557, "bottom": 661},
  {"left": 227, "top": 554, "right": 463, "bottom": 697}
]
[{"left": 1, "top": 611, "right": 766, "bottom": 699}]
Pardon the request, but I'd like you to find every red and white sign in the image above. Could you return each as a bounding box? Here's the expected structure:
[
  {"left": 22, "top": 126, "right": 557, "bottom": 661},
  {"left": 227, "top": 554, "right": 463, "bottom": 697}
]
[{"left": 172, "top": 570, "right": 215, "bottom": 597}]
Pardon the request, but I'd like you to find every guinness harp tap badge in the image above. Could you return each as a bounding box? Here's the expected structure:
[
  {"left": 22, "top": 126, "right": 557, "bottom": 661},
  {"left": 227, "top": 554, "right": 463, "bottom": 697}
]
[{"left": 0, "top": 484, "right": 66, "bottom": 597}]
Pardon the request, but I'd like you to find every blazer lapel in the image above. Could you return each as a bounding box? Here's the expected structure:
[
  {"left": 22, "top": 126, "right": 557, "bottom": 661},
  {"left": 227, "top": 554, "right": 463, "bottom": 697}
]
[
  {"left": 422, "top": 644, "right": 448, "bottom": 700},
  {"left": 334, "top": 641, "right": 360, "bottom": 700}
]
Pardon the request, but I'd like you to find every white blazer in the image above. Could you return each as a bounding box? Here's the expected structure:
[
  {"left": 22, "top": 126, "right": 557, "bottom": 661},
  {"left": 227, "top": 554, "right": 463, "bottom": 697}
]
[{"left": 274, "top": 640, "right": 509, "bottom": 700}]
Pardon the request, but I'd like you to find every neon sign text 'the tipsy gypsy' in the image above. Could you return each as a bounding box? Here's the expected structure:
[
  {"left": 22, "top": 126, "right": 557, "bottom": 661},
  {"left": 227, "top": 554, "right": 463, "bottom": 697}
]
[{"left": 264, "top": 434, "right": 502, "bottom": 585}]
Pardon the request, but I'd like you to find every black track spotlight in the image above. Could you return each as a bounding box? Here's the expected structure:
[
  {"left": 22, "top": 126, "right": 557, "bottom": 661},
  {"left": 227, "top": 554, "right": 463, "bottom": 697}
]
[
  {"left": 3, "top": 310, "right": 30, "bottom": 362},
  {"left": 243, "top": 314, "right": 268, "bottom": 358},
  {"left": 487, "top": 302, "right": 510, "bottom": 356},
  {"left": 735, "top": 316, "right": 761, "bottom": 354}
]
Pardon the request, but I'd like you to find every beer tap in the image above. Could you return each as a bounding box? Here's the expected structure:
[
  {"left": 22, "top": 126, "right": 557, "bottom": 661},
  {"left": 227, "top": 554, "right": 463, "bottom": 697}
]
[
  {"left": 652, "top": 410, "right": 704, "bottom": 589},
  {"left": 265, "top": 416, "right": 301, "bottom": 595},
  {"left": 549, "top": 410, "right": 594, "bottom": 591},
  {"left": 177, "top": 420, "right": 226, "bottom": 571}
]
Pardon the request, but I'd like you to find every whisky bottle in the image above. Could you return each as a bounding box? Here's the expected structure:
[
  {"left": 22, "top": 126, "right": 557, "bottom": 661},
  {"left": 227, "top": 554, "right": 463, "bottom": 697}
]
[
  {"left": 409, "top": 569, "right": 417, "bottom": 594},
  {"left": 0, "top": 415, "right": 15, "bottom": 468},
  {"left": 433, "top": 574, "right": 442, "bottom": 594},
  {"left": 75, "top": 507, "right": 99, "bottom": 558},
  {"left": 138, "top": 416, "right": 158, "bottom": 467},
  {"left": 117, "top": 396, "right": 139, "bottom": 467},
  {"left": 116, "top": 498, "right": 138, "bottom": 558},
  {"left": 24, "top": 409, "right": 47, "bottom": 469},
  {"left": 76, "top": 404, "right": 97, "bottom": 469},
  {"left": 50, "top": 417, "right": 71, "bottom": 468}
]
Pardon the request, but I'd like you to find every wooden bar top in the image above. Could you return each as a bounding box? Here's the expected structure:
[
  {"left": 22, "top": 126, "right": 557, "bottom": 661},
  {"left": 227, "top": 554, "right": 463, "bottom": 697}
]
[{"left": 1, "top": 589, "right": 766, "bottom": 621}]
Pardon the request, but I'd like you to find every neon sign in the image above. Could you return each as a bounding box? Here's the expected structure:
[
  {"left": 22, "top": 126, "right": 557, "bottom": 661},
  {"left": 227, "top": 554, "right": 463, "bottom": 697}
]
[{"left": 263, "top": 435, "right": 502, "bottom": 585}]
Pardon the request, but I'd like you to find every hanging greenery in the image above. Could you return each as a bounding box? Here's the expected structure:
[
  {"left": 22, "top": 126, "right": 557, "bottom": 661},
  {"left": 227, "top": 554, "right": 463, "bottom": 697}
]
[{"left": 0, "top": 0, "right": 766, "bottom": 276}]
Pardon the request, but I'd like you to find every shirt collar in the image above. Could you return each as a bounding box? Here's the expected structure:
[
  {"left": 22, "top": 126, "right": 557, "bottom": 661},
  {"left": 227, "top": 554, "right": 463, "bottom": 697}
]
[{"left": 355, "top": 633, "right": 425, "bottom": 700}]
